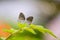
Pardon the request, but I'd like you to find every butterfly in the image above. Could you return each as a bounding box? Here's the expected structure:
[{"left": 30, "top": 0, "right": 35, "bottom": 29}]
[{"left": 18, "top": 12, "right": 33, "bottom": 25}]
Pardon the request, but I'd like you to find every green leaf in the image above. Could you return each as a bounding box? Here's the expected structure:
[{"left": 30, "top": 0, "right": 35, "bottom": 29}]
[
  {"left": 18, "top": 22, "right": 28, "bottom": 28},
  {"left": 30, "top": 24, "right": 46, "bottom": 34},
  {"left": 4, "top": 21, "right": 59, "bottom": 40},
  {"left": 44, "top": 29, "right": 58, "bottom": 39},
  {"left": 24, "top": 27, "right": 36, "bottom": 34},
  {"left": 30, "top": 24, "right": 60, "bottom": 40}
]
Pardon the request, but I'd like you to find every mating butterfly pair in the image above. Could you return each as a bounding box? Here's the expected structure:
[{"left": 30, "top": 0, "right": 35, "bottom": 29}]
[{"left": 18, "top": 12, "right": 33, "bottom": 24}]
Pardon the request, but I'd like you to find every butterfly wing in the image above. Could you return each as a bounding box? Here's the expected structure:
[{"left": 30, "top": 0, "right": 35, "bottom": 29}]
[
  {"left": 18, "top": 12, "right": 25, "bottom": 23},
  {"left": 27, "top": 16, "right": 33, "bottom": 25}
]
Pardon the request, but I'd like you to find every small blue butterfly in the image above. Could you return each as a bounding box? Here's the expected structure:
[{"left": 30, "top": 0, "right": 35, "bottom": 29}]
[{"left": 18, "top": 12, "right": 33, "bottom": 25}]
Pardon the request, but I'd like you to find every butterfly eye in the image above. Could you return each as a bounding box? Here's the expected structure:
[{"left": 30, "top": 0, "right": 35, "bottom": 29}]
[
  {"left": 19, "top": 12, "right": 25, "bottom": 20},
  {"left": 27, "top": 16, "right": 33, "bottom": 24}
]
